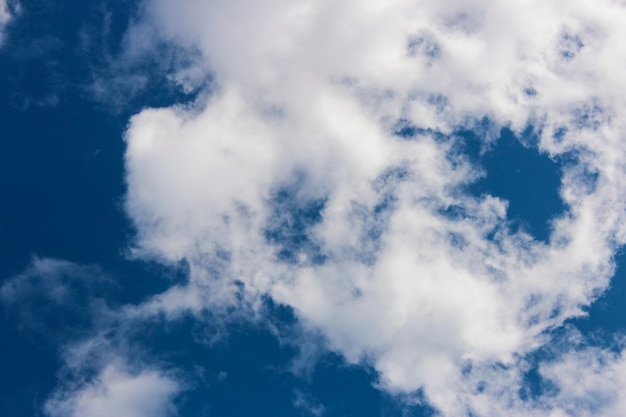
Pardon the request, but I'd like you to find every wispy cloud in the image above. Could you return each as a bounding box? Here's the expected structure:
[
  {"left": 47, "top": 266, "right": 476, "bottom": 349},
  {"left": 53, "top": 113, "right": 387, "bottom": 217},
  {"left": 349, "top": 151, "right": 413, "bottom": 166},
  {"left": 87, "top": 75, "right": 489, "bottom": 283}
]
[
  {"left": 0, "top": 257, "right": 113, "bottom": 338},
  {"left": 293, "top": 389, "right": 326, "bottom": 417}
]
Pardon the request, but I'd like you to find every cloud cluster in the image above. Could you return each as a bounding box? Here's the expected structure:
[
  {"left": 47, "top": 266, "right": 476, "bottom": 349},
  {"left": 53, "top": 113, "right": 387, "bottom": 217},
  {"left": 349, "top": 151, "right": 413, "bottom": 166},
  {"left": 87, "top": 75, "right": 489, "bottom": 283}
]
[{"left": 118, "top": 0, "right": 626, "bottom": 415}]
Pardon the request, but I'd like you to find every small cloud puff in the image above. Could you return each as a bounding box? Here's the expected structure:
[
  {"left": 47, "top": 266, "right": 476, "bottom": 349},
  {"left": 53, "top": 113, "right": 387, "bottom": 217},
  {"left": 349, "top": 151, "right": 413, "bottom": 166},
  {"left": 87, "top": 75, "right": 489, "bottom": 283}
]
[{"left": 44, "top": 362, "right": 182, "bottom": 417}]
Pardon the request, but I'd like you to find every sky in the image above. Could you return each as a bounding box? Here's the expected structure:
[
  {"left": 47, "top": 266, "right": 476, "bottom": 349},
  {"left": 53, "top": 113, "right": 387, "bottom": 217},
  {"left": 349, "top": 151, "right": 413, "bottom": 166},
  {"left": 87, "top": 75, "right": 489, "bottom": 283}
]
[{"left": 2, "top": 1, "right": 626, "bottom": 416}]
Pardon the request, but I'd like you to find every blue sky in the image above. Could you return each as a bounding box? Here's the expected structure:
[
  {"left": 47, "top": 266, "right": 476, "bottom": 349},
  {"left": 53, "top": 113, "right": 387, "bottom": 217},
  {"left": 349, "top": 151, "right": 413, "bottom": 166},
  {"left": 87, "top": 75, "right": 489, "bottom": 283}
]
[{"left": 2, "top": 1, "right": 626, "bottom": 417}]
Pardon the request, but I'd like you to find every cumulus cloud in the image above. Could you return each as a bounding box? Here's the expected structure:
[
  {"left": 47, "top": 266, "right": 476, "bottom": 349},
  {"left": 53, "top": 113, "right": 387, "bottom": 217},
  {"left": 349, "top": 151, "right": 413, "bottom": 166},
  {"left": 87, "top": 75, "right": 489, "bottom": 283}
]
[
  {"left": 44, "top": 361, "right": 182, "bottom": 417},
  {"left": 118, "top": 0, "right": 626, "bottom": 415}
]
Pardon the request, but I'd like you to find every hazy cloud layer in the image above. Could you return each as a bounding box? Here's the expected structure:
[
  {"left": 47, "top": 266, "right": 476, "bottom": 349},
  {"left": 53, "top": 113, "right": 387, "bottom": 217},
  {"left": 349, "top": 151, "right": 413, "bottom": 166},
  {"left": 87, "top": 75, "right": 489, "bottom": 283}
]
[{"left": 116, "top": 0, "right": 626, "bottom": 415}]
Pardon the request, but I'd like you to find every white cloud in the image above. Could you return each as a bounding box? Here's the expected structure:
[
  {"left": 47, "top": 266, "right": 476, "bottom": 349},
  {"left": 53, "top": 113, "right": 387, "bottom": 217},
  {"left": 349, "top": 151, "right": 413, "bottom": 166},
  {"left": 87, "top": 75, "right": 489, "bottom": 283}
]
[
  {"left": 119, "top": 0, "right": 626, "bottom": 415},
  {"left": 44, "top": 361, "right": 182, "bottom": 417},
  {"left": 0, "top": 0, "right": 14, "bottom": 45},
  {"left": 539, "top": 344, "right": 626, "bottom": 417},
  {"left": 439, "top": 337, "right": 626, "bottom": 417},
  {"left": 0, "top": 0, "right": 9, "bottom": 23}
]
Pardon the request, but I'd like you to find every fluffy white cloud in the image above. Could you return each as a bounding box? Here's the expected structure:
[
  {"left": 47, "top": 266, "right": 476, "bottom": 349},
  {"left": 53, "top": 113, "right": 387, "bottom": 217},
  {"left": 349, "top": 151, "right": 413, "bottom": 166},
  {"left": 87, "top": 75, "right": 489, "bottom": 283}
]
[
  {"left": 44, "top": 362, "right": 181, "bottom": 417},
  {"left": 120, "top": 0, "right": 626, "bottom": 415}
]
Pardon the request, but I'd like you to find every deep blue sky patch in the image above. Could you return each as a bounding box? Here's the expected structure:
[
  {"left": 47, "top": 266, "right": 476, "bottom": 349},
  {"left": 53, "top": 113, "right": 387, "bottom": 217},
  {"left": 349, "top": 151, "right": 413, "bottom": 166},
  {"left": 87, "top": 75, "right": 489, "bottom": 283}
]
[{"left": 469, "top": 128, "right": 565, "bottom": 242}]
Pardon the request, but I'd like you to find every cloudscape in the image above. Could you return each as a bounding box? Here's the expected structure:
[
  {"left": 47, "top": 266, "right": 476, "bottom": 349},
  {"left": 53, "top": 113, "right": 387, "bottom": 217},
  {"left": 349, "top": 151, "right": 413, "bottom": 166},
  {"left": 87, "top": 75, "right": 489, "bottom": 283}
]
[{"left": 2, "top": 1, "right": 626, "bottom": 416}]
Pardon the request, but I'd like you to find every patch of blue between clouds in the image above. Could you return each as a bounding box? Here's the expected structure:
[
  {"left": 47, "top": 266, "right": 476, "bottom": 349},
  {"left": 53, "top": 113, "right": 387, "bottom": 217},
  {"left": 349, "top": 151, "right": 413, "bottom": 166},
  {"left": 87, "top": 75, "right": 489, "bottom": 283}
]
[
  {"left": 394, "top": 118, "right": 566, "bottom": 241},
  {"left": 265, "top": 174, "right": 328, "bottom": 266},
  {"left": 264, "top": 165, "right": 405, "bottom": 268},
  {"left": 464, "top": 126, "right": 565, "bottom": 242},
  {"left": 571, "top": 249, "right": 626, "bottom": 337}
]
